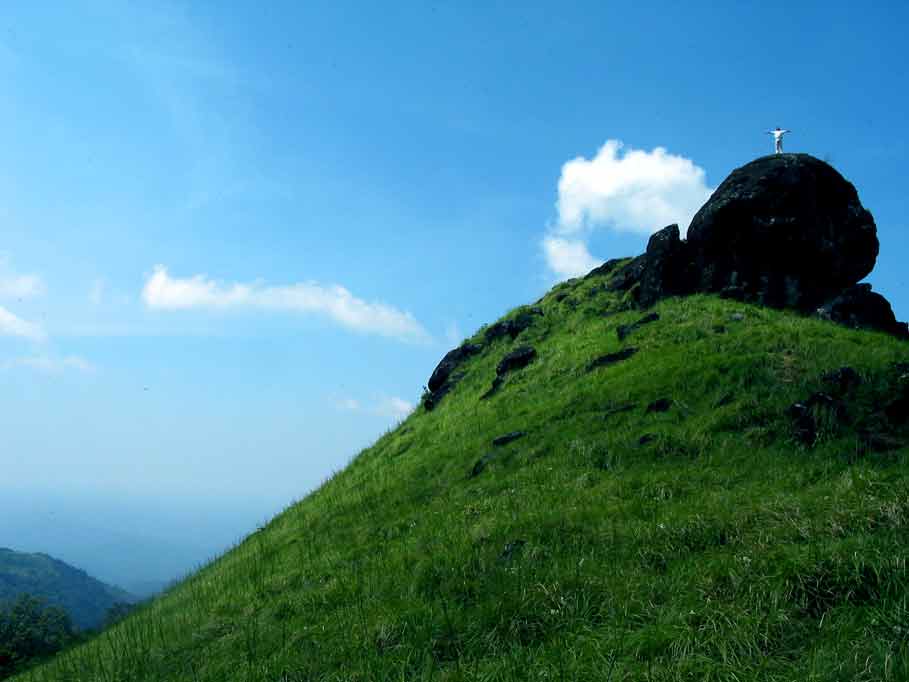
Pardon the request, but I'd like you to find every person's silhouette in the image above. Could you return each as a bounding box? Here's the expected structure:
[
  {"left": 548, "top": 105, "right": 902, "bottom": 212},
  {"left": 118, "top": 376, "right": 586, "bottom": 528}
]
[{"left": 768, "top": 127, "right": 791, "bottom": 154}]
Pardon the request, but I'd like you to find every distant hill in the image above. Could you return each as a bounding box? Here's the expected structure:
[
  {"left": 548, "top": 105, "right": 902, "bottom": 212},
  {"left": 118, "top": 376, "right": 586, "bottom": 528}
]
[{"left": 0, "top": 548, "right": 136, "bottom": 630}]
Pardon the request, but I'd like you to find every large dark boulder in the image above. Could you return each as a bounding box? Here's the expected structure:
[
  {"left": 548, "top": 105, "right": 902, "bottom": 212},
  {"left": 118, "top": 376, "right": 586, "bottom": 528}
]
[
  {"left": 686, "top": 154, "right": 878, "bottom": 309},
  {"left": 816, "top": 285, "right": 909, "bottom": 339}
]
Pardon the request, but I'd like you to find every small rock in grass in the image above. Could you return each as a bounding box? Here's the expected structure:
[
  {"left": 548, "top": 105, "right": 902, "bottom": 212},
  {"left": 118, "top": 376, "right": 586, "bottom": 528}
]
[
  {"left": 498, "top": 540, "right": 526, "bottom": 563},
  {"left": 821, "top": 366, "right": 862, "bottom": 394},
  {"left": 646, "top": 398, "right": 673, "bottom": 413},
  {"left": 587, "top": 347, "right": 638, "bottom": 372},
  {"left": 492, "top": 431, "right": 525, "bottom": 447},
  {"left": 604, "top": 403, "right": 637, "bottom": 419}
]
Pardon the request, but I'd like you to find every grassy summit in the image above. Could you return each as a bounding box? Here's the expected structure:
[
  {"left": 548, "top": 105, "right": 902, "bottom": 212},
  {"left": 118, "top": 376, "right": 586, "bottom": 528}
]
[{"left": 16, "top": 265, "right": 909, "bottom": 681}]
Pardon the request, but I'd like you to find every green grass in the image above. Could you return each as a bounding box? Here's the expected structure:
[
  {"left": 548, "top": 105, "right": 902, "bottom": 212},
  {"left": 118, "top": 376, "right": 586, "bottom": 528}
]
[{"left": 15, "top": 270, "right": 909, "bottom": 681}]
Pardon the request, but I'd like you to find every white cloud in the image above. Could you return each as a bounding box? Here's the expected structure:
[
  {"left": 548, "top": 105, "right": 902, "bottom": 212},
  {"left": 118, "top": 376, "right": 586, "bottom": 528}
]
[
  {"left": 542, "top": 139, "right": 713, "bottom": 279},
  {"left": 373, "top": 397, "right": 413, "bottom": 420},
  {"left": 142, "top": 266, "right": 430, "bottom": 343},
  {"left": 9, "top": 355, "right": 94, "bottom": 373},
  {"left": 542, "top": 236, "right": 603, "bottom": 279},
  {"left": 332, "top": 395, "right": 413, "bottom": 421},
  {"left": 0, "top": 306, "right": 46, "bottom": 342},
  {"left": 556, "top": 140, "right": 713, "bottom": 236}
]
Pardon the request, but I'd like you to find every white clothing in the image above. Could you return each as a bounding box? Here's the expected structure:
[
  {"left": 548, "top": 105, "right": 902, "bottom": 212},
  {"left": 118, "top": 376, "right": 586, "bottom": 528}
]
[{"left": 768, "top": 128, "right": 790, "bottom": 154}]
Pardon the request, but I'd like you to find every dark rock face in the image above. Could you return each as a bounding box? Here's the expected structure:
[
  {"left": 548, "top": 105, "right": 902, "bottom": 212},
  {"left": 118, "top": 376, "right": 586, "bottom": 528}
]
[
  {"left": 638, "top": 225, "right": 693, "bottom": 307},
  {"left": 428, "top": 343, "right": 482, "bottom": 393},
  {"left": 423, "top": 342, "right": 483, "bottom": 411},
  {"left": 646, "top": 398, "right": 672, "bottom": 413},
  {"left": 492, "top": 431, "right": 525, "bottom": 447},
  {"left": 821, "top": 366, "right": 862, "bottom": 394},
  {"left": 616, "top": 313, "right": 660, "bottom": 342},
  {"left": 787, "top": 392, "right": 845, "bottom": 446},
  {"left": 484, "top": 307, "right": 544, "bottom": 343},
  {"left": 816, "top": 285, "right": 909, "bottom": 339},
  {"left": 687, "top": 154, "right": 878, "bottom": 309},
  {"left": 482, "top": 346, "right": 537, "bottom": 399},
  {"left": 587, "top": 347, "right": 638, "bottom": 372}
]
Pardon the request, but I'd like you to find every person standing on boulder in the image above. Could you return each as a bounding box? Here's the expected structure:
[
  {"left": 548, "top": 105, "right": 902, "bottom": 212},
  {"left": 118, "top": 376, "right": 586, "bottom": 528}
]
[{"left": 768, "top": 127, "right": 791, "bottom": 154}]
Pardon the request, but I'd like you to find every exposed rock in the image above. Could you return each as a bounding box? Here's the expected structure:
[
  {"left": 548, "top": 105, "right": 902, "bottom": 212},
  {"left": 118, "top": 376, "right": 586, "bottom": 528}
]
[
  {"left": 492, "top": 431, "right": 525, "bottom": 447},
  {"left": 585, "top": 257, "right": 629, "bottom": 279},
  {"left": 687, "top": 154, "right": 878, "bottom": 310},
  {"left": 481, "top": 346, "right": 537, "bottom": 399},
  {"left": 646, "top": 398, "right": 672, "bottom": 414},
  {"left": 821, "top": 366, "right": 862, "bottom": 394},
  {"left": 616, "top": 313, "right": 660, "bottom": 341},
  {"left": 484, "top": 307, "right": 544, "bottom": 343},
  {"left": 587, "top": 347, "right": 638, "bottom": 372},
  {"left": 638, "top": 225, "right": 693, "bottom": 307},
  {"left": 604, "top": 403, "right": 637, "bottom": 419},
  {"left": 606, "top": 255, "right": 646, "bottom": 292},
  {"left": 816, "top": 285, "right": 909, "bottom": 339},
  {"left": 423, "top": 342, "right": 483, "bottom": 411},
  {"left": 422, "top": 382, "right": 454, "bottom": 412},
  {"left": 498, "top": 540, "right": 526, "bottom": 563},
  {"left": 729, "top": 313, "right": 745, "bottom": 322},
  {"left": 787, "top": 392, "right": 845, "bottom": 446},
  {"left": 469, "top": 452, "right": 496, "bottom": 478},
  {"left": 428, "top": 343, "right": 482, "bottom": 393},
  {"left": 585, "top": 154, "right": 907, "bottom": 338},
  {"left": 497, "top": 346, "right": 537, "bottom": 375}
]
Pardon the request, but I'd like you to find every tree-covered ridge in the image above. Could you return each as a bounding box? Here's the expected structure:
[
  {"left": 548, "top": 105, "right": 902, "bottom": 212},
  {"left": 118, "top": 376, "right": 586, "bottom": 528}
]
[
  {"left": 0, "top": 549, "right": 135, "bottom": 631},
  {"left": 0, "top": 595, "right": 74, "bottom": 679}
]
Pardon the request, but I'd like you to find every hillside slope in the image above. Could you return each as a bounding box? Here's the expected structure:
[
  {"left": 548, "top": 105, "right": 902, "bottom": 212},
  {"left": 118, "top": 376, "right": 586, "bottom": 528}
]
[
  {"left": 0, "top": 549, "right": 135, "bottom": 631},
  {"left": 16, "top": 266, "right": 909, "bottom": 681}
]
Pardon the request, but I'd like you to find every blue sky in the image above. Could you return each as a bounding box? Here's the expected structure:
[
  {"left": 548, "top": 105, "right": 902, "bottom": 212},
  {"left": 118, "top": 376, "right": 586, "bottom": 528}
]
[{"left": 2, "top": 1, "right": 907, "bottom": 590}]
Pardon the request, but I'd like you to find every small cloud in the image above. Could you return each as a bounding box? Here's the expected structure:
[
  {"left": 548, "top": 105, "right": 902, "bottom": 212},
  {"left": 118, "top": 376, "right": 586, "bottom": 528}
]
[
  {"left": 372, "top": 396, "right": 413, "bottom": 421},
  {"left": 5, "top": 355, "right": 94, "bottom": 373},
  {"left": 541, "top": 236, "right": 602, "bottom": 279},
  {"left": 0, "top": 306, "right": 46, "bottom": 342},
  {"left": 542, "top": 139, "right": 713, "bottom": 279},
  {"left": 142, "top": 266, "right": 431, "bottom": 344},
  {"left": 332, "top": 394, "right": 413, "bottom": 421}
]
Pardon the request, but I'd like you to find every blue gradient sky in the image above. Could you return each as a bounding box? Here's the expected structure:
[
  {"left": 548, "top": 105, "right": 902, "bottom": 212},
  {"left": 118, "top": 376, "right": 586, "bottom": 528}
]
[{"left": 2, "top": 1, "right": 907, "bottom": 589}]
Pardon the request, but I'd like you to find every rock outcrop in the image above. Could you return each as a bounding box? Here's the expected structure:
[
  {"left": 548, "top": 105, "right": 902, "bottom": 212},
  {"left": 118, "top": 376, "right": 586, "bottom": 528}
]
[{"left": 596, "top": 154, "right": 906, "bottom": 338}]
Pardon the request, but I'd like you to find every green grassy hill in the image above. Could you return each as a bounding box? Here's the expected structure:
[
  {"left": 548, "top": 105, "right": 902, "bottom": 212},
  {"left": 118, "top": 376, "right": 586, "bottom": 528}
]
[
  {"left": 0, "top": 549, "right": 135, "bottom": 631},
  {"left": 16, "top": 264, "right": 909, "bottom": 681}
]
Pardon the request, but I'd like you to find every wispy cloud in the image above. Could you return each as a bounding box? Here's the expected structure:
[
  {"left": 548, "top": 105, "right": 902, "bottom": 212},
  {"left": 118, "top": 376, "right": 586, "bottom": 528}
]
[
  {"left": 0, "top": 306, "right": 46, "bottom": 341},
  {"left": 542, "top": 139, "right": 713, "bottom": 278},
  {"left": 142, "top": 266, "right": 431, "bottom": 343},
  {"left": 332, "top": 394, "right": 413, "bottom": 421},
  {"left": 373, "top": 396, "right": 413, "bottom": 420}
]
